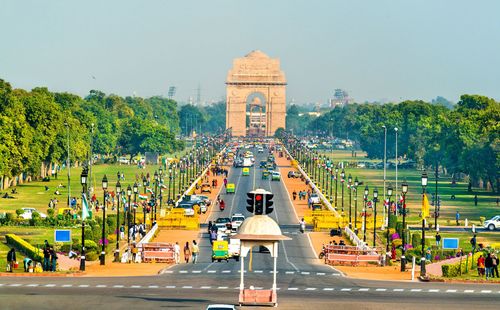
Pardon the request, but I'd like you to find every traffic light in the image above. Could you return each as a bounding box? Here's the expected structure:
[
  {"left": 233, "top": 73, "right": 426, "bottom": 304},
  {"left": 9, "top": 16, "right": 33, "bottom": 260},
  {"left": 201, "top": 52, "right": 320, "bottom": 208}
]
[
  {"left": 255, "top": 193, "right": 264, "bottom": 215},
  {"left": 264, "top": 193, "right": 274, "bottom": 214},
  {"left": 246, "top": 192, "right": 256, "bottom": 213}
]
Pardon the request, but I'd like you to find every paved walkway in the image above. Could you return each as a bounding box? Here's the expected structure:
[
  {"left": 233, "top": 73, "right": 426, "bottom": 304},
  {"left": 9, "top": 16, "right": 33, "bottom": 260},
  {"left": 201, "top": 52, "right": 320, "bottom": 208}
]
[{"left": 426, "top": 256, "right": 463, "bottom": 277}]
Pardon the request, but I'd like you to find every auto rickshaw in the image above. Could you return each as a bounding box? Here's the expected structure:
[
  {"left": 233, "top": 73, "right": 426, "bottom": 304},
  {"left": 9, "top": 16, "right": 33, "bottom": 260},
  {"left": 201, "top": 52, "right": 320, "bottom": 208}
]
[
  {"left": 57, "top": 207, "right": 73, "bottom": 220},
  {"left": 262, "top": 169, "right": 270, "bottom": 180},
  {"left": 200, "top": 183, "right": 211, "bottom": 193},
  {"left": 242, "top": 168, "right": 250, "bottom": 176},
  {"left": 212, "top": 240, "right": 229, "bottom": 262},
  {"left": 226, "top": 183, "right": 235, "bottom": 194},
  {"left": 312, "top": 203, "right": 322, "bottom": 211}
]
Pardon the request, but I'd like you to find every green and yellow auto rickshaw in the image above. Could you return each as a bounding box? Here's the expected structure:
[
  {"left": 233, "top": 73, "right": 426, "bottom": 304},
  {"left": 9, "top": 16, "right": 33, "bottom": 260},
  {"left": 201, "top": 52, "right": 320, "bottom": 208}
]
[
  {"left": 262, "top": 169, "right": 270, "bottom": 180},
  {"left": 212, "top": 240, "right": 229, "bottom": 262},
  {"left": 242, "top": 167, "right": 250, "bottom": 176},
  {"left": 226, "top": 183, "right": 235, "bottom": 194}
]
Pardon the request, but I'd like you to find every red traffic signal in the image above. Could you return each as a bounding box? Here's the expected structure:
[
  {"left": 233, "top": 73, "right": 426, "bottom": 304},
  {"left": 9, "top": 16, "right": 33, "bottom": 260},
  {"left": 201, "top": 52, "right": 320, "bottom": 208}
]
[{"left": 255, "top": 194, "right": 263, "bottom": 201}]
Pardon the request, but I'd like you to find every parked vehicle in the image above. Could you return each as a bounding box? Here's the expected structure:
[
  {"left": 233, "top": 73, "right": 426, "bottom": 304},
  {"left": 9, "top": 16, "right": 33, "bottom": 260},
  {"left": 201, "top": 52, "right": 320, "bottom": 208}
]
[
  {"left": 228, "top": 238, "right": 241, "bottom": 261},
  {"left": 231, "top": 213, "right": 245, "bottom": 231},
  {"left": 200, "top": 183, "right": 212, "bottom": 193},
  {"left": 271, "top": 171, "right": 281, "bottom": 181},
  {"left": 484, "top": 215, "right": 500, "bottom": 231},
  {"left": 287, "top": 171, "right": 301, "bottom": 178},
  {"left": 117, "top": 157, "right": 130, "bottom": 164},
  {"left": 310, "top": 193, "right": 320, "bottom": 204},
  {"left": 175, "top": 203, "right": 195, "bottom": 216},
  {"left": 20, "top": 208, "right": 47, "bottom": 219}
]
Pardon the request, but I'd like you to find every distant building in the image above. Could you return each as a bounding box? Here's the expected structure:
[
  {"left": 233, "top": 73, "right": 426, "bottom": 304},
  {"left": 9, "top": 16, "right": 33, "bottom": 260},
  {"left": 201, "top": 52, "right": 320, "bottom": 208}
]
[{"left": 329, "top": 89, "right": 352, "bottom": 107}]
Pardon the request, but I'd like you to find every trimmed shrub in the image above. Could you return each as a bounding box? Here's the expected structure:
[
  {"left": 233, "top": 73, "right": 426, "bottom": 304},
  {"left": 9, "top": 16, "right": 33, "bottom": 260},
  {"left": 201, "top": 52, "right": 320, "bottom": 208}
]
[
  {"left": 392, "top": 238, "right": 403, "bottom": 248},
  {"left": 411, "top": 233, "right": 421, "bottom": 249},
  {"left": 395, "top": 221, "right": 403, "bottom": 237},
  {"left": 15, "top": 209, "right": 24, "bottom": 216},
  {"left": 441, "top": 252, "right": 483, "bottom": 277},
  {"left": 86, "top": 251, "right": 99, "bottom": 261},
  {"left": 389, "top": 215, "right": 398, "bottom": 229},
  {"left": 5, "top": 234, "right": 43, "bottom": 262}
]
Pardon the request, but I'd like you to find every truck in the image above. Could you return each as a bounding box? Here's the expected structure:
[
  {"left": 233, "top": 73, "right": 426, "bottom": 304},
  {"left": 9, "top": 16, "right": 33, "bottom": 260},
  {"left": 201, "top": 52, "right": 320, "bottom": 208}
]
[{"left": 228, "top": 238, "right": 241, "bottom": 261}]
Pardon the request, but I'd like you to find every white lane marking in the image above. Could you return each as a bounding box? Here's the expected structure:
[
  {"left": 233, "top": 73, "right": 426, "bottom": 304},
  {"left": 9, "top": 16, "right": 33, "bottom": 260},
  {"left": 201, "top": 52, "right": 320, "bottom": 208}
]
[
  {"left": 164, "top": 270, "right": 173, "bottom": 274},
  {"left": 78, "top": 285, "right": 89, "bottom": 288},
  {"left": 148, "top": 285, "right": 159, "bottom": 289},
  {"left": 45, "top": 284, "right": 56, "bottom": 287},
  {"left": 218, "top": 286, "right": 228, "bottom": 289},
  {"left": 269, "top": 271, "right": 279, "bottom": 274},
  {"left": 316, "top": 272, "right": 326, "bottom": 275},
  {"left": 428, "top": 289, "right": 439, "bottom": 293},
  {"left": 27, "top": 284, "right": 39, "bottom": 287},
  {"left": 375, "top": 288, "right": 387, "bottom": 292},
  {"left": 283, "top": 231, "right": 290, "bottom": 234},
  {"left": 411, "top": 289, "right": 422, "bottom": 292},
  {"left": 288, "top": 288, "right": 298, "bottom": 291},
  {"left": 182, "top": 286, "right": 193, "bottom": 289},
  {"left": 305, "top": 288, "right": 317, "bottom": 291},
  {"left": 340, "top": 288, "right": 352, "bottom": 291},
  {"left": 62, "top": 284, "right": 72, "bottom": 288},
  {"left": 254, "top": 270, "right": 263, "bottom": 273},
  {"left": 237, "top": 270, "right": 247, "bottom": 273},
  {"left": 207, "top": 270, "right": 216, "bottom": 273},
  {"left": 286, "top": 271, "right": 295, "bottom": 274},
  {"left": 165, "top": 285, "right": 176, "bottom": 289},
  {"left": 130, "top": 285, "right": 141, "bottom": 288},
  {"left": 192, "top": 270, "right": 202, "bottom": 273},
  {"left": 301, "top": 271, "right": 310, "bottom": 275},
  {"left": 113, "top": 285, "right": 124, "bottom": 288},
  {"left": 481, "top": 290, "right": 492, "bottom": 294},
  {"left": 464, "top": 289, "right": 474, "bottom": 293},
  {"left": 0, "top": 284, "right": 4, "bottom": 287},
  {"left": 222, "top": 270, "right": 231, "bottom": 273},
  {"left": 96, "top": 285, "right": 107, "bottom": 288},
  {"left": 9, "top": 284, "right": 21, "bottom": 287},
  {"left": 200, "top": 286, "right": 211, "bottom": 289},
  {"left": 179, "top": 270, "right": 188, "bottom": 274},
  {"left": 446, "top": 289, "right": 456, "bottom": 293},
  {"left": 323, "top": 288, "right": 334, "bottom": 291},
  {"left": 291, "top": 232, "right": 298, "bottom": 235},
  {"left": 331, "top": 273, "right": 341, "bottom": 276},
  {"left": 358, "top": 288, "right": 369, "bottom": 292},
  {"left": 393, "top": 288, "right": 404, "bottom": 292}
]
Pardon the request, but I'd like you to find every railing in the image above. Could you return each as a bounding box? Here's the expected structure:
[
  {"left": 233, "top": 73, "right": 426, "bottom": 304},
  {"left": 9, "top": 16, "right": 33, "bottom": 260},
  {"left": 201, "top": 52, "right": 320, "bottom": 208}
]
[
  {"left": 344, "top": 227, "right": 377, "bottom": 254},
  {"left": 138, "top": 223, "right": 158, "bottom": 246}
]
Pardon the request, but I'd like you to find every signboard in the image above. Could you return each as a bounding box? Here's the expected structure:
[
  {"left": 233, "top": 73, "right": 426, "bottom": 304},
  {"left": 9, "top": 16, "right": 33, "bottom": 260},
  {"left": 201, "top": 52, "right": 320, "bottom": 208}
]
[
  {"left": 54, "top": 230, "right": 72, "bottom": 243},
  {"left": 442, "top": 238, "right": 459, "bottom": 249}
]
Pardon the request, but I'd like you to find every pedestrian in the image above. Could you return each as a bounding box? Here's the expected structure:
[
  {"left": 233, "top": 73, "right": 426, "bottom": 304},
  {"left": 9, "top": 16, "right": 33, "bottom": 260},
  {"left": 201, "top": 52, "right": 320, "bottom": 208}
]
[
  {"left": 477, "top": 255, "right": 485, "bottom": 277},
  {"left": 391, "top": 245, "right": 396, "bottom": 260},
  {"left": 485, "top": 253, "right": 494, "bottom": 279},
  {"left": 292, "top": 190, "right": 297, "bottom": 201},
  {"left": 492, "top": 253, "right": 499, "bottom": 278},
  {"left": 455, "top": 211, "right": 460, "bottom": 226},
  {"left": 23, "top": 257, "right": 33, "bottom": 272},
  {"left": 470, "top": 234, "right": 477, "bottom": 251},
  {"left": 223, "top": 178, "right": 228, "bottom": 187},
  {"left": 435, "top": 232, "right": 442, "bottom": 247},
  {"left": 174, "top": 242, "right": 181, "bottom": 264},
  {"left": 192, "top": 240, "right": 199, "bottom": 264},
  {"left": 183, "top": 241, "right": 191, "bottom": 263},
  {"left": 474, "top": 194, "right": 478, "bottom": 206},
  {"left": 50, "top": 247, "right": 58, "bottom": 272},
  {"left": 131, "top": 243, "right": 138, "bottom": 263},
  {"left": 308, "top": 196, "right": 312, "bottom": 209},
  {"left": 120, "top": 225, "right": 125, "bottom": 240},
  {"left": 212, "top": 179, "right": 216, "bottom": 189},
  {"left": 43, "top": 243, "right": 50, "bottom": 271},
  {"left": 7, "top": 248, "right": 16, "bottom": 272}
]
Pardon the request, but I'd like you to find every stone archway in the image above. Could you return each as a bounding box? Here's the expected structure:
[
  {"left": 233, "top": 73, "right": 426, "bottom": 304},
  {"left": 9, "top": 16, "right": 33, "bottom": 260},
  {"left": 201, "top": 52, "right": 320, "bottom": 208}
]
[{"left": 226, "top": 50, "right": 287, "bottom": 137}]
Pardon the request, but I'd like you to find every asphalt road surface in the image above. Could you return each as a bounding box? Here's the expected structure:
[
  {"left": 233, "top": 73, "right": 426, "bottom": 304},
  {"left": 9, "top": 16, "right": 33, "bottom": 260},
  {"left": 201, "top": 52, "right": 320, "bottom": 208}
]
[{"left": 1, "top": 149, "right": 499, "bottom": 309}]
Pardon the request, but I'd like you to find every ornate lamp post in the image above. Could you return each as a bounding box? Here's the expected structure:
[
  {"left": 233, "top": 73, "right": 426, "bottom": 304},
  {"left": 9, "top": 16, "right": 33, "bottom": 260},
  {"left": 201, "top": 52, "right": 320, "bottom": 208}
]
[
  {"left": 100, "top": 174, "right": 108, "bottom": 265},
  {"left": 421, "top": 172, "right": 428, "bottom": 277},
  {"left": 142, "top": 176, "right": 147, "bottom": 227},
  {"left": 158, "top": 167, "right": 163, "bottom": 215},
  {"left": 126, "top": 185, "right": 132, "bottom": 246},
  {"left": 133, "top": 182, "right": 138, "bottom": 225},
  {"left": 340, "top": 169, "right": 345, "bottom": 213},
  {"left": 348, "top": 174, "right": 353, "bottom": 228},
  {"left": 154, "top": 170, "right": 159, "bottom": 221},
  {"left": 334, "top": 166, "right": 339, "bottom": 209},
  {"left": 401, "top": 180, "right": 408, "bottom": 271},
  {"left": 372, "top": 187, "right": 379, "bottom": 248},
  {"left": 79, "top": 167, "right": 88, "bottom": 271},
  {"left": 386, "top": 183, "right": 393, "bottom": 253},
  {"left": 114, "top": 180, "right": 121, "bottom": 262},
  {"left": 167, "top": 166, "right": 172, "bottom": 203},
  {"left": 363, "top": 186, "right": 369, "bottom": 242},
  {"left": 354, "top": 177, "right": 359, "bottom": 232}
]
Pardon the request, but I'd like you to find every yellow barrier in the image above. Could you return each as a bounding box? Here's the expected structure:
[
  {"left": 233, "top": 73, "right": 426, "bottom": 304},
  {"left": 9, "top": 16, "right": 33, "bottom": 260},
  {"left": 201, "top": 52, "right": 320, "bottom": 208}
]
[{"left": 157, "top": 209, "right": 200, "bottom": 230}]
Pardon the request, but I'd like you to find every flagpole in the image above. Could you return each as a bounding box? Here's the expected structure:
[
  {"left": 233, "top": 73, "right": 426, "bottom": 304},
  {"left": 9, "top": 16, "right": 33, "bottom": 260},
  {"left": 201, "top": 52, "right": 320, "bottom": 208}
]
[
  {"left": 421, "top": 172, "right": 428, "bottom": 278},
  {"left": 80, "top": 166, "right": 88, "bottom": 271}
]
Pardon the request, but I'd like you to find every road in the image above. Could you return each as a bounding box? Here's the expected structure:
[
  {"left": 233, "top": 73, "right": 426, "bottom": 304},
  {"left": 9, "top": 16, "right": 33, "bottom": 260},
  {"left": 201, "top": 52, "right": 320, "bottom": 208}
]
[{"left": 1, "top": 149, "right": 499, "bottom": 309}]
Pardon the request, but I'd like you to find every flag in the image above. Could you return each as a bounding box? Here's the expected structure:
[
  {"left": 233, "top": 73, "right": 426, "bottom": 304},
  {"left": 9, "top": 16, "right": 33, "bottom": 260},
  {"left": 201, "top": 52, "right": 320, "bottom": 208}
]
[
  {"left": 138, "top": 194, "right": 148, "bottom": 200},
  {"left": 146, "top": 187, "right": 153, "bottom": 194},
  {"left": 422, "top": 193, "right": 430, "bottom": 219},
  {"left": 82, "top": 193, "right": 90, "bottom": 220},
  {"left": 160, "top": 183, "right": 167, "bottom": 189}
]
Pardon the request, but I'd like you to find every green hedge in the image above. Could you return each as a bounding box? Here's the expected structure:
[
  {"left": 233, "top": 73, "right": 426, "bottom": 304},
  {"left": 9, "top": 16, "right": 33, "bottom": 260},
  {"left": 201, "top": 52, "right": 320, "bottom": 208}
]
[
  {"left": 441, "top": 251, "right": 483, "bottom": 277},
  {"left": 5, "top": 234, "right": 43, "bottom": 262}
]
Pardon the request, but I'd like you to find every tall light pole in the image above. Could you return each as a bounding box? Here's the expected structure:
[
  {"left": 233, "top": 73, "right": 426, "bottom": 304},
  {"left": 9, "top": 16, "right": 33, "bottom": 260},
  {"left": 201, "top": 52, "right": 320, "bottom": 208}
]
[
  {"left": 434, "top": 163, "right": 439, "bottom": 230},
  {"left": 382, "top": 125, "right": 387, "bottom": 229},
  {"left": 421, "top": 172, "right": 428, "bottom": 277},
  {"left": 373, "top": 187, "right": 379, "bottom": 248},
  {"left": 133, "top": 182, "right": 138, "bottom": 225},
  {"left": 142, "top": 176, "right": 147, "bottom": 227},
  {"left": 79, "top": 167, "right": 88, "bottom": 271},
  {"left": 386, "top": 183, "right": 393, "bottom": 253},
  {"left": 348, "top": 174, "right": 353, "bottom": 228},
  {"left": 167, "top": 166, "right": 172, "bottom": 203},
  {"left": 88, "top": 123, "right": 94, "bottom": 200},
  {"left": 363, "top": 186, "right": 369, "bottom": 243},
  {"left": 354, "top": 177, "right": 359, "bottom": 233},
  {"left": 114, "top": 180, "right": 121, "bottom": 262},
  {"left": 153, "top": 171, "right": 158, "bottom": 222},
  {"left": 126, "top": 185, "right": 132, "bottom": 246},
  {"left": 401, "top": 180, "right": 408, "bottom": 272},
  {"left": 158, "top": 167, "right": 163, "bottom": 216},
  {"left": 100, "top": 175, "right": 108, "bottom": 265},
  {"left": 334, "top": 166, "right": 339, "bottom": 209},
  {"left": 340, "top": 169, "right": 345, "bottom": 214},
  {"left": 394, "top": 127, "right": 399, "bottom": 197},
  {"left": 65, "top": 122, "right": 71, "bottom": 207}
]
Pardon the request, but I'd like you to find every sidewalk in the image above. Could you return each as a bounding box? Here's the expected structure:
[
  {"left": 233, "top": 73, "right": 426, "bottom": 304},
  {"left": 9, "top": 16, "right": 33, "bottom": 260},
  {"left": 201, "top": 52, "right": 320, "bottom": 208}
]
[{"left": 426, "top": 256, "right": 462, "bottom": 277}]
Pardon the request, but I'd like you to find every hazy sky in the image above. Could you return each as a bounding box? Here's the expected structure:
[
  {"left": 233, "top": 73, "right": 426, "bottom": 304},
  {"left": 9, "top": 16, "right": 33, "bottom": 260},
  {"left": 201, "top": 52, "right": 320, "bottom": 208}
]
[{"left": 1, "top": 0, "right": 499, "bottom": 104}]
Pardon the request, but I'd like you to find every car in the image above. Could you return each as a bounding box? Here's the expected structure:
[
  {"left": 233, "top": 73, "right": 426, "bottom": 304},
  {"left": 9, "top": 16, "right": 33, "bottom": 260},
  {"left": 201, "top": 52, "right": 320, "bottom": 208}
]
[
  {"left": 233, "top": 159, "right": 243, "bottom": 168},
  {"left": 271, "top": 171, "right": 281, "bottom": 181},
  {"left": 484, "top": 215, "right": 500, "bottom": 231},
  {"left": 191, "top": 194, "right": 211, "bottom": 206},
  {"left": 231, "top": 213, "right": 245, "bottom": 231},
  {"left": 310, "top": 193, "right": 320, "bottom": 204},
  {"left": 259, "top": 160, "right": 267, "bottom": 168},
  {"left": 117, "top": 156, "right": 130, "bottom": 164},
  {"left": 287, "top": 171, "right": 301, "bottom": 178},
  {"left": 215, "top": 217, "right": 232, "bottom": 232},
  {"left": 257, "top": 147, "right": 264, "bottom": 153},
  {"left": 206, "top": 304, "right": 236, "bottom": 310},
  {"left": 228, "top": 238, "right": 241, "bottom": 261},
  {"left": 19, "top": 208, "right": 47, "bottom": 219},
  {"left": 175, "top": 203, "right": 195, "bottom": 216},
  {"left": 177, "top": 198, "right": 207, "bottom": 214}
]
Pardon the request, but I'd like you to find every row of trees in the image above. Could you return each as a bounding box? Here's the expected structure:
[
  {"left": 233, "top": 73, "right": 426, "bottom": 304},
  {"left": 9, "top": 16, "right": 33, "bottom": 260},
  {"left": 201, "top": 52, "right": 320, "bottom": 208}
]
[
  {"left": 0, "top": 79, "right": 226, "bottom": 189},
  {"left": 286, "top": 95, "right": 499, "bottom": 192}
]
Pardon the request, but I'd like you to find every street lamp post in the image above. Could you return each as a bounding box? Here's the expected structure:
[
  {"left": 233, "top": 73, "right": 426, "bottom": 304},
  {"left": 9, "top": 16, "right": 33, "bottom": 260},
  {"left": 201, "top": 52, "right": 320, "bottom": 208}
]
[
  {"left": 382, "top": 125, "right": 387, "bottom": 229},
  {"left": 65, "top": 122, "right": 71, "bottom": 207},
  {"left": 142, "top": 177, "right": 147, "bottom": 228},
  {"left": 395, "top": 127, "right": 399, "bottom": 196},
  {"left": 401, "top": 180, "right": 408, "bottom": 271},
  {"left": 79, "top": 167, "right": 88, "bottom": 271},
  {"left": 348, "top": 174, "right": 352, "bottom": 228},
  {"left": 329, "top": 167, "right": 334, "bottom": 204},
  {"left": 114, "top": 181, "right": 121, "bottom": 262},
  {"left": 340, "top": 169, "right": 345, "bottom": 213},
  {"left": 363, "top": 186, "right": 369, "bottom": 243},
  {"left": 100, "top": 175, "right": 108, "bottom": 265},
  {"left": 421, "top": 172, "right": 428, "bottom": 277},
  {"left": 354, "top": 177, "right": 359, "bottom": 232},
  {"left": 154, "top": 171, "right": 158, "bottom": 221},
  {"left": 168, "top": 166, "right": 172, "bottom": 203},
  {"left": 386, "top": 183, "right": 393, "bottom": 253},
  {"left": 334, "top": 166, "right": 339, "bottom": 209},
  {"left": 133, "top": 183, "right": 138, "bottom": 226},
  {"left": 373, "top": 187, "right": 379, "bottom": 248},
  {"left": 434, "top": 163, "right": 439, "bottom": 230},
  {"left": 126, "top": 185, "right": 132, "bottom": 246}
]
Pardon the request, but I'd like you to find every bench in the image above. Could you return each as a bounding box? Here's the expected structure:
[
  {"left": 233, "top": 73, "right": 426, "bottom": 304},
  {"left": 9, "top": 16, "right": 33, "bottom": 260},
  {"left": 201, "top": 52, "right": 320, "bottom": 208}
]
[
  {"left": 325, "top": 253, "right": 381, "bottom": 266},
  {"left": 142, "top": 250, "right": 175, "bottom": 263}
]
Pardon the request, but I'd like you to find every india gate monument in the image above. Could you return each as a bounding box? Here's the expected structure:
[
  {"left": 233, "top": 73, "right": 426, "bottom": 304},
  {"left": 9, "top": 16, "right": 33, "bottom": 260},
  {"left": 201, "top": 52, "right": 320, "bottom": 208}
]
[{"left": 226, "top": 50, "right": 287, "bottom": 137}]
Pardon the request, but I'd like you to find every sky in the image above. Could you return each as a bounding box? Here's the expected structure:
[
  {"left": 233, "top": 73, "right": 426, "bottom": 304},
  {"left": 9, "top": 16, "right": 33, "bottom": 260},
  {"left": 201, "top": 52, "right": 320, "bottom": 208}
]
[{"left": 1, "top": 0, "right": 499, "bottom": 104}]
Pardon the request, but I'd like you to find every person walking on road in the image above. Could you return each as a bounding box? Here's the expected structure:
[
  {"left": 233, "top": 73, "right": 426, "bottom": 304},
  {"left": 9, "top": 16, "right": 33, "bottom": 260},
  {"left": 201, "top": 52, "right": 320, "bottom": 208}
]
[
  {"left": 192, "top": 240, "right": 199, "bottom": 264},
  {"left": 435, "top": 232, "right": 442, "bottom": 247},
  {"left": 174, "top": 242, "right": 181, "bottom": 264},
  {"left": 7, "top": 248, "right": 16, "bottom": 272},
  {"left": 470, "top": 234, "right": 477, "bottom": 252},
  {"left": 183, "top": 242, "right": 191, "bottom": 263},
  {"left": 292, "top": 190, "right": 297, "bottom": 201}
]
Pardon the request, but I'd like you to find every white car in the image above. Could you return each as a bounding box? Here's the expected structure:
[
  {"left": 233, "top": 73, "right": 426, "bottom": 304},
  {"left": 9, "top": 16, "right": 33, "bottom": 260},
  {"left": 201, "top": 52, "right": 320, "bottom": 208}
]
[
  {"left": 118, "top": 157, "right": 130, "bottom": 164},
  {"left": 20, "top": 208, "right": 47, "bottom": 219},
  {"left": 228, "top": 238, "right": 241, "bottom": 261},
  {"left": 310, "top": 193, "right": 320, "bottom": 204},
  {"left": 484, "top": 215, "right": 500, "bottom": 231},
  {"left": 231, "top": 214, "right": 245, "bottom": 231}
]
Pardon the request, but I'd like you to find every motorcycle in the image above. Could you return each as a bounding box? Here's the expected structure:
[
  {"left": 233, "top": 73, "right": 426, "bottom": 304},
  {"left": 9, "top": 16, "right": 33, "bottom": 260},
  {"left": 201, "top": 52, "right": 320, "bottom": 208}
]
[
  {"left": 219, "top": 199, "right": 225, "bottom": 211},
  {"left": 318, "top": 245, "right": 326, "bottom": 259}
]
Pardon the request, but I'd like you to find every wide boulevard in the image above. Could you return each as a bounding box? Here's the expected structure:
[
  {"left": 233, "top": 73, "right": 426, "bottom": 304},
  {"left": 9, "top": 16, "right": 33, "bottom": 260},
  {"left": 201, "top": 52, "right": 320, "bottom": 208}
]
[{"left": 1, "top": 151, "right": 498, "bottom": 309}]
